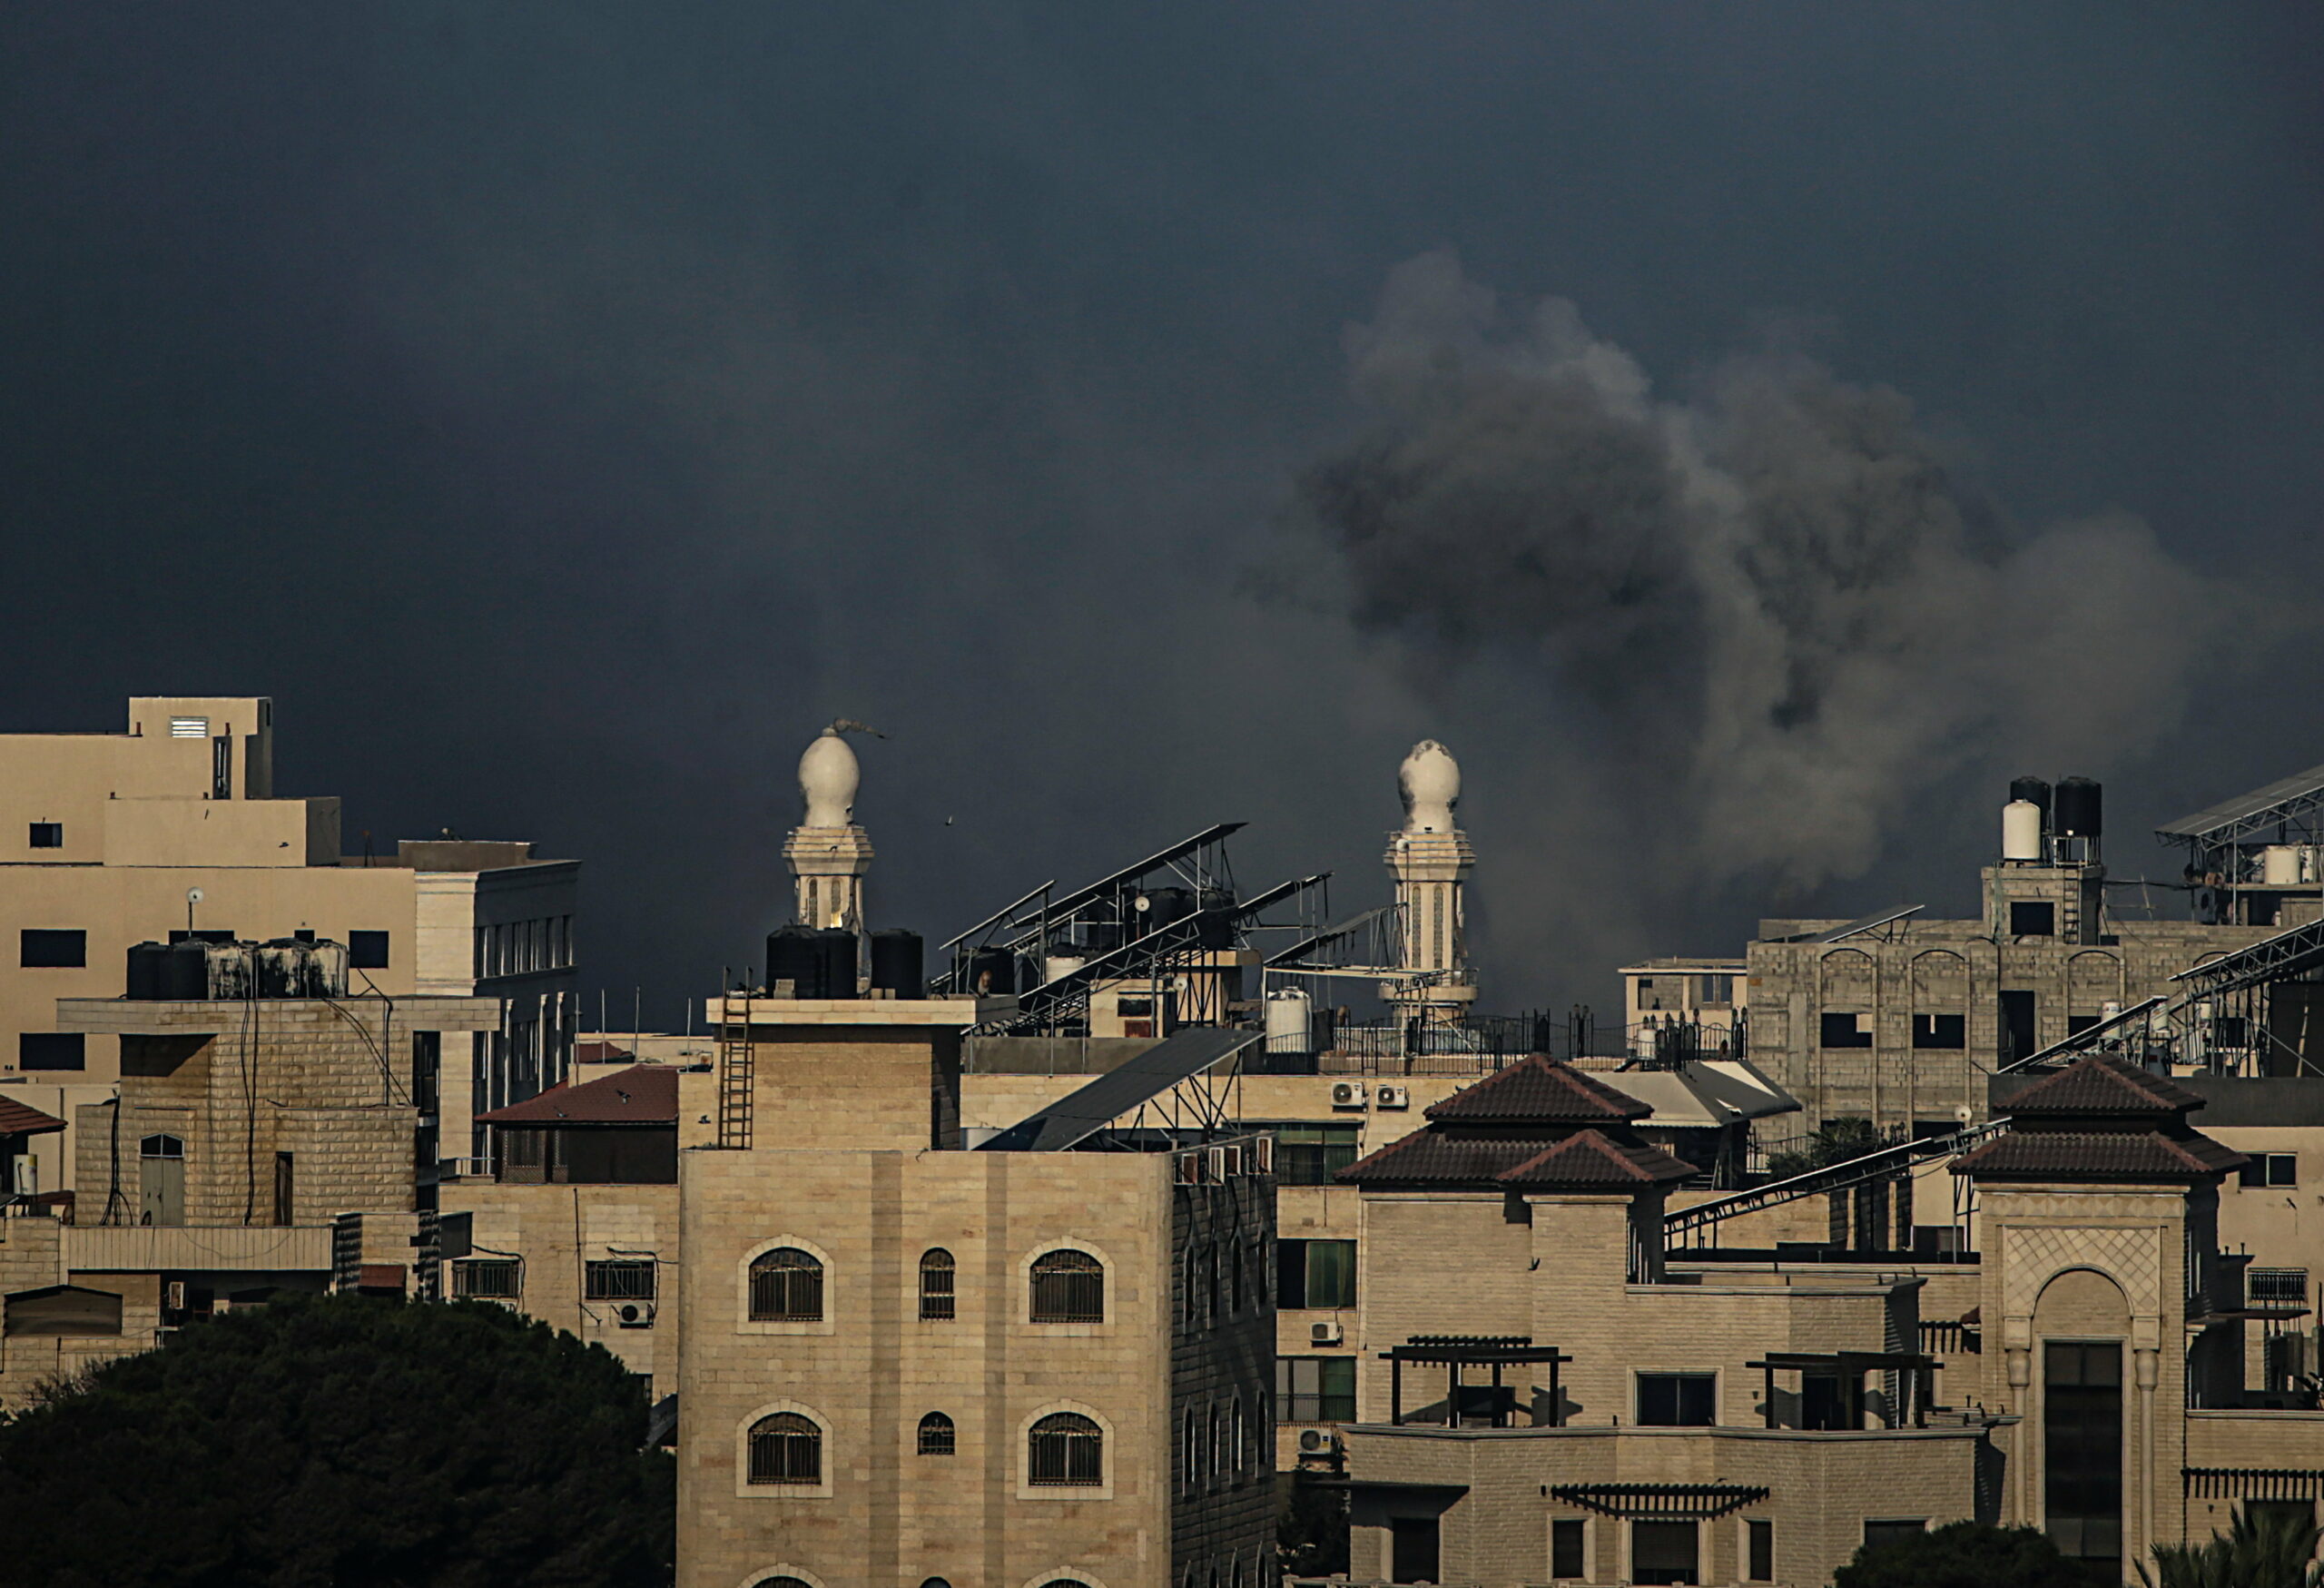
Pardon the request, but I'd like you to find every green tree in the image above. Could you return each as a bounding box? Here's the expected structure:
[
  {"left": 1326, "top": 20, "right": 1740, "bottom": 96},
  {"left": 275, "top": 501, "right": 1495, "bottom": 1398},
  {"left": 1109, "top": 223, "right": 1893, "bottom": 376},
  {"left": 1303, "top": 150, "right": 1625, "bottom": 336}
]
[
  {"left": 0, "top": 1293, "right": 674, "bottom": 1588},
  {"left": 2140, "top": 1505, "right": 2324, "bottom": 1588},
  {"left": 1766, "top": 1116, "right": 1884, "bottom": 1180},
  {"left": 1276, "top": 1472, "right": 1349, "bottom": 1576},
  {"left": 1835, "top": 1520, "right": 2102, "bottom": 1588}
]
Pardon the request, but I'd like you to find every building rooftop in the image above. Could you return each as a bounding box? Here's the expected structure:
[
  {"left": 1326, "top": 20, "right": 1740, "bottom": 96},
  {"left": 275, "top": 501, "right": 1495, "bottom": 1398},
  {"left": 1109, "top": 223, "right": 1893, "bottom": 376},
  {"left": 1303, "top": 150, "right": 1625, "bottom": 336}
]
[
  {"left": 2001, "top": 1055, "right": 2207, "bottom": 1118},
  {"left": 0, "top": 1095, "right": 67, "bottom": 1136},
  {"left": 1952, "top": 1129, "right": 2246, "bottom": 1183},
  {"left": 1422, "top": 1055, "right": 1650, "bottom": 1125}
]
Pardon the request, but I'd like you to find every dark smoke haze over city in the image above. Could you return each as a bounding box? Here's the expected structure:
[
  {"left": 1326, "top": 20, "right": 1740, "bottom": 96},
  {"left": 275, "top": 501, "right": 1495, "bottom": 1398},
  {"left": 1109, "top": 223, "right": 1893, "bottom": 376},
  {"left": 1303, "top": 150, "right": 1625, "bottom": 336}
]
[{"left": 4, "top": 6, "right": 2319, "bottom": 1025}]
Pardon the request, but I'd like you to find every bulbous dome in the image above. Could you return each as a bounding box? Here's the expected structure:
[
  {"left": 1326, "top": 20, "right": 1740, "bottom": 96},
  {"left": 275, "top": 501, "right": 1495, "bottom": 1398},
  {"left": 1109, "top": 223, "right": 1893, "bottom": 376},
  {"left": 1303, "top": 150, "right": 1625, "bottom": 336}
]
[
  {"left": 799, "top": 729, "right": 860, "bottom": 827},
  {"left": 1399, "top": 739, "right": 1460, "bottom": 833}
]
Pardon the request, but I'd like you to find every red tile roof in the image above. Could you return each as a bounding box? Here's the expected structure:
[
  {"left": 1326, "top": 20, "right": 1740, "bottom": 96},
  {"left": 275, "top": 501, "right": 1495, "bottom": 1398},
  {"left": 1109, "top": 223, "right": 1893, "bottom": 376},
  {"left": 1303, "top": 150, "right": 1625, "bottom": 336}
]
[
  {"left": 476, "top": 1064, "right": 678, "bottom": 1126},
  {"left": 1953, "top": 1129, "right": 2247, "bottom": 1183},
  {"left": 1337, "top": 1129, "right": 1571, "bottom": 1187},
  {"left": 575, "top": 1041, "right": 635, "bottom": 1063},
  {"left": 1423, "top": 1056, "right": 1650, "bottom": 1125},
  {"left": 1497, "top": 1130, "right": 1697, "bottom": 1189},
  {"left": 0, "top": 1095, "right": 67, "bottom": 1136},
  {"left": 2002, "top": 1056, "right": 2206, "bottom": 1118}
]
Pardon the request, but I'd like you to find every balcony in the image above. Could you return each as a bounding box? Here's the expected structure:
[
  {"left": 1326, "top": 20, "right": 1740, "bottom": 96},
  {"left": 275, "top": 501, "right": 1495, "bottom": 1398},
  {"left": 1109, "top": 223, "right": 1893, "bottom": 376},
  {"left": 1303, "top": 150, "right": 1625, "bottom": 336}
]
[{"left": 64, "top": 1224, "right": 332, "bottom": 1273}]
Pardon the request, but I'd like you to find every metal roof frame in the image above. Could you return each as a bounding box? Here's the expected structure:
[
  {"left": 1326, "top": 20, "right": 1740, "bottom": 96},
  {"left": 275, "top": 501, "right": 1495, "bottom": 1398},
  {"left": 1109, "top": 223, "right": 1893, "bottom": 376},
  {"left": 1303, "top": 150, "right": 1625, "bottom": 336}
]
[
  {"left": 2157, "top": 763, "right": 2324, "bottom": 846},
  {"left": 974, "top": 1027, "right": 1262, "bottom": 1151}
]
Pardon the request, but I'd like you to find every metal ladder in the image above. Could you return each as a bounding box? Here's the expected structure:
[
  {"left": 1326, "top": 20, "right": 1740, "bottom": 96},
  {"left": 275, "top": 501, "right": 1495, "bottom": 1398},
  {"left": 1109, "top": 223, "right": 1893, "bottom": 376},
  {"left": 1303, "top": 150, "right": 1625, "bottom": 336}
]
[{"left": 715, "top": 994, "right": 753, "bottom": 1149}]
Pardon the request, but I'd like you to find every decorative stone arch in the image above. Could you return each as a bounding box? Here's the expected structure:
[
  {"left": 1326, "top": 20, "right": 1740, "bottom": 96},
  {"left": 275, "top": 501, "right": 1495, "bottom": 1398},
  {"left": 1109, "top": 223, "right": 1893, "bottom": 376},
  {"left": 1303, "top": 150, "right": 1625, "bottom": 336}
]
[
  {"left": 737, "top": 1235, "right": 835, "bottom": 1336},
  {"left": 734, "top": 1397, "right": 833, "bottom": 1500},
  {"left": 735, "top": 1569, "right": 827, "bottom": 1588},
  {"left": 1019, "top": 1569, "right": 1109, "bottom": 1588},
  {"left": 2064, "top": 950, "right": 2128, "bottom": 1025},
  {"left": 1019, "top": 1238, "right": 1117, "bottom": 1333},
  {"left": 1017, "top": 1398, "right": 1116, "bottom": 1501}
]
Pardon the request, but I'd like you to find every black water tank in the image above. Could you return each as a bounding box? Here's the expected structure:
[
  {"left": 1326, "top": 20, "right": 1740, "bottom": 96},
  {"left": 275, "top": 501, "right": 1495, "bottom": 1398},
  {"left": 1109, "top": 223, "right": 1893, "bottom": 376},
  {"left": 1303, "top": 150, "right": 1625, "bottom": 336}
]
[
  {"left": 869, "top": 930, "right": 924, "bottom": 999},
  {"left": 2053, "top": 776, "right": 2103, "bottom": 838},
  {"left": 125, "top": 942, "right": 168, "bottom": 1000},
  {"left": 765, "top": 925, "right": 822, "bottom": 997},
  {"left": 2008, "top": 776, "right": 2053, "bottom": 818},
  {"left": 160, "top": 940, "right": 211, "bottom": 1000},
  {"left": 813, "top": 928, "right": 859, "bottom": 999},
  {"left": 967, "top": 948, "right": 1016, "bottom": 997}
]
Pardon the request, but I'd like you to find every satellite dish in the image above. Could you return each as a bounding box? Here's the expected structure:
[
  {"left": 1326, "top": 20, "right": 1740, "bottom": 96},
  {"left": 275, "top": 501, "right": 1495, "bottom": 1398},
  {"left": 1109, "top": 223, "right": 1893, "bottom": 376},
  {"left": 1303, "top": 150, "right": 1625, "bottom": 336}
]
[{"left": 186, "top": 888, "right": 204, "bottom": 905}]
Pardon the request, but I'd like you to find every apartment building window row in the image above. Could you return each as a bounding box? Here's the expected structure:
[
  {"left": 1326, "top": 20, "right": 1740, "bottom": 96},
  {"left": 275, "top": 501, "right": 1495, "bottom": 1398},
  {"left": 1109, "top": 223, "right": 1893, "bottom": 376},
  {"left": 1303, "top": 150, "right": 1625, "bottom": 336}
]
[
  {"left": 1184, "top": 1234, "right": 1268, "bottom": 1327},
  {"left": 740, "top": 1243, "right": 1108, "bottom": 1327},
  {"left": 1182, "top": 1396, "right": 1258, "bottom": 1492},
  {"left": 1277, "top": 1356, "right": 1355, "bottom": 1423},
  {"left": 474, "top": 915, "right": 576, "bottom": 981}
]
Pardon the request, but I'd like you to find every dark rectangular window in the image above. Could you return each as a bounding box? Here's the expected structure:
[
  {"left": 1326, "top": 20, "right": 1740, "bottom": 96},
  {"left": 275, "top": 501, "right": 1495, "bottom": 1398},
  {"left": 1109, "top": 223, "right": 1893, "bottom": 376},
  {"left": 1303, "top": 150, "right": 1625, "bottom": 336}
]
[
  {"left": 1863, "top": 1519, "right": 1927, "bottom": 1553},
  {"left": 2066, "top": 1013, "right": 2102, "bottom": 1037},
  {"left": 2241, "top": 1153, "right": 2300, "bottom": 1189},
  {"left": 2043, "top": 1341, "right": 2122, "bottom": 1572},
  {"left": 272, "top": 1151, "right": 294, "bottom": 1226},
  {"left": 1551, "top": 1517, "right": 1585, "bottom": 1579},
  {"left": 1912, "top": 1013, "right": 1965, "bottom": 1050},
  {"left": 584, "top": 1259, "right": 657, "bottom": 1301},
  {"left": 1277, "top": 1239, "right": 1356, "bottom": 1310},
  {"left": 453, "top": 1258, "right": 521, "bottom": 1298},
  {"left": 1273, "top": 1123, "right": 1362, "bottom": 1186},
  {"left": 1999, "top": 990, "right": 2038, "bottom": 1065},
  {"left": 1276, "top": 1356, "right": 1356, "bottom": 1423},
  {"left": 1636, "top": 1372, "right": 1715, "bottom": 1426},
  {"left": 1748, "top": 1518, "right": 1774, "bottom": 1582},
  {"left": 2009, "top": 900, "right": 2056, "bottom": 936},
  {"left": 20, "top": 930, "right": 86, "bottom": 969},
  {"left": 1630, "top": 1520, "right": 1699, "bottom": 1585},
  {"left": 18, "top": 1033, "right": 85, "bottom": 1071},
  {"left": 1390, "top": 1518, "right": 1439, "bottom": 1585},
  {"left": 1819, "top": 1011, "right": 1872, "bottom": 1049},
  {"left": 348, "top": 931, "right": 389, "bottom": 970},
  {"left": 26, "top": 823, "right": 62, "bottom": 849}
]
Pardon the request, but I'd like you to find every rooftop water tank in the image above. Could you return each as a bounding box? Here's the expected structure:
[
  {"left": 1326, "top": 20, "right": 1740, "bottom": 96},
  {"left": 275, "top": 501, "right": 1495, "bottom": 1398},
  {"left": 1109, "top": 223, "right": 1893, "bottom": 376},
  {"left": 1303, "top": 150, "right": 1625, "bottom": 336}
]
[
  {"left": 2002, "top": 800, "right": 2044, "bottom": 863},
  {"left": 2053, "top": 776, "right": 2103, "bottom": 839},
  {"left": 869, "top": 929, "right": 924, "bottom": 999},
  {"left": 1265, "top": 986, "right": 1313, "bottom": 1056},
  {"left": 812, "top": 928, "right": 859, "bottom": 1000},
  {"left": 765, "top": 925, "right": 821, "bottom": 998}
]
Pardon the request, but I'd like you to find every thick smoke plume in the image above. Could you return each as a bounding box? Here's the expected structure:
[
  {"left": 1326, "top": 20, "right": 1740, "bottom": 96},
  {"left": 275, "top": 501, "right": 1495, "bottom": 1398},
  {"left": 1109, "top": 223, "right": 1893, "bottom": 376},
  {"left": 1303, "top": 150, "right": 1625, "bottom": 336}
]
[{"left": 1294, "top": 252, "right": 2232, "bottom": 894}]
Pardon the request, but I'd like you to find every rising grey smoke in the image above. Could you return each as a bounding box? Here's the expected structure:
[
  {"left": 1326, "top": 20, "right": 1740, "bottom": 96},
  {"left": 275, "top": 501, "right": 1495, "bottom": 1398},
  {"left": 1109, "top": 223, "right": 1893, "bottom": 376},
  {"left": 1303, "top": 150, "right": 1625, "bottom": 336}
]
[{"left": 1293, "top": 251, "right": 2236, "bottom": 893}]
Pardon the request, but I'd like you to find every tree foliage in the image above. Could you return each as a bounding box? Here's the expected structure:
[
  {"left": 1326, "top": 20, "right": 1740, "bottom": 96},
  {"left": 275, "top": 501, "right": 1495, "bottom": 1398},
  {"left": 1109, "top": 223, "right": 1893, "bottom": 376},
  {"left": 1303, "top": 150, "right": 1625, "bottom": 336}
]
[
  {"left": 1276, "top": 1472, "right": 1349, "bottom": 1576},
  {"left": 1766, "top": 1116, "right": 1884, "bottom": 1180},
  {"left": 0, "top": 1294, "right": 674, "bottom": 1588},
  {"left": 1835, "top": 1520, "right": 2103, "bottom": 1588},
  {"left": 2140, "top": 1506, "right": 2324, "bottom": 1588}
]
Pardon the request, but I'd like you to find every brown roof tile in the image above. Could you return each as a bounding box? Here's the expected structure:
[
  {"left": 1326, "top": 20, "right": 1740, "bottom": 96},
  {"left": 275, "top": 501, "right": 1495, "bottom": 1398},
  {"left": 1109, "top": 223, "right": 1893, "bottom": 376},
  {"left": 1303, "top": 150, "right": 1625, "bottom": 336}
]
[
  {"left": 1337, "top": 1129, "right": 1571, "bottom": 1187},
  {"left": 0, "top": 1095, "right": 67, "bottom": 1137},
  {"left": 1423, "top": 1056, "right": 1650, "bottom": 1125},
  {"left": 1953, "top": 1129, "right": 2246, "bottom": 1182},
  {"left": 2002, "top": 1056, "right": 2206, "bottom": 1118},
  {"left": 1496, "top": 1130, "right": 1697, "bottom": 1189},
  {"left": 477, "top": 1064, "right": 678, "bottom": 1126}
]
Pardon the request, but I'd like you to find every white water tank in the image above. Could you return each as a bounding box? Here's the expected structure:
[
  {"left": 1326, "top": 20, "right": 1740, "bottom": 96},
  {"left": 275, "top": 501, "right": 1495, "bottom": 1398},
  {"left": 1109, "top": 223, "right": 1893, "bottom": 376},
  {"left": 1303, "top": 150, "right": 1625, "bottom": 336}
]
[
  {"left": 1265, "top": 987, "right": 1314, "bottom": 1055},
  {"left": 2262, "top": 844, "right": 2313, "bottom": 887},
  {"left": 1042, "top": 955, "right": 1086, "bottom": 987},
  {"left": 2002, "top": 800, "right": 2043, "bottom": 863}
]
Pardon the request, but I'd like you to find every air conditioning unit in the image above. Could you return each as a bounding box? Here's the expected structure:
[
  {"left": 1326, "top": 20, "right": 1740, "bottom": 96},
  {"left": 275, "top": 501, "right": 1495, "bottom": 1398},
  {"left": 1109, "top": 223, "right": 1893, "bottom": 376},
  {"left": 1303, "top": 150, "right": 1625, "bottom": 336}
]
[
  {"left": 1376, "top": 1083, "right": 1411, "bottom": 1110},
  {"left": 1296, "top": 1428, "right": 1342, "bottom": 1455},
  {"left": 1310, "top": 1320, "right": 1344, "bottom": 1345},
  {"left": 1330, "top": 1081, "right": 1368, "bottom": 1110},
  {"left": 615, "top": 1301, "right": 657, "bottom": 1330}
]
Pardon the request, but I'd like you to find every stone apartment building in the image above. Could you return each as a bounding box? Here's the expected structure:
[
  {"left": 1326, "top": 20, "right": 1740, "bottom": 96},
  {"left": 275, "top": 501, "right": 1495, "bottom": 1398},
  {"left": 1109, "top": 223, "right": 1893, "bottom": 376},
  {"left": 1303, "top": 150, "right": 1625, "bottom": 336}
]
[
  {"left": 0, "top": 942, "right": 498, "bottom": 1406},
  {"left": 1313, "top": 1052, "right": 2324, "bottom": 1588},
  {"left": 675, "top": 996, "right": 1277, "bottom": 1588},
  {"left": 0, "top": 695, "right": 579, "bottom": 1197}
]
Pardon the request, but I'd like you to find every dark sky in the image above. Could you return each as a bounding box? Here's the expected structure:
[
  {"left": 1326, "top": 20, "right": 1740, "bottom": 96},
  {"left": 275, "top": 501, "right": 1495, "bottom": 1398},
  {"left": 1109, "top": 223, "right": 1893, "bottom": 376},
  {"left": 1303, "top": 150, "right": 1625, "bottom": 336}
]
[{"left": 5, "top": 5, "right": 2319, "bottom": 1028}]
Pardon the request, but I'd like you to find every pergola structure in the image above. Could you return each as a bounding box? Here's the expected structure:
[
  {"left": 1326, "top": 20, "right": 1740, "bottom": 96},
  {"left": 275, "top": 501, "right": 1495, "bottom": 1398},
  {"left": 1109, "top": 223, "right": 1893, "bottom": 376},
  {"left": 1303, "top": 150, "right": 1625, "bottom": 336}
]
[
  {"left": 1745, "top": 1349, "right": 1939, "bottom": 1430},
  {"left": 1380, "top": 1335, "right": 1571, "bottom": 1428}
]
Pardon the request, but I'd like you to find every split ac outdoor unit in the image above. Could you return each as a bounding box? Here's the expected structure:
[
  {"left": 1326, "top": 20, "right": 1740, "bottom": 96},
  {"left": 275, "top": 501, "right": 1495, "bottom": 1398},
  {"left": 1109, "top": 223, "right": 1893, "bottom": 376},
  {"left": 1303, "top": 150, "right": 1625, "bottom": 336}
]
[
  {"left": 1310, "top": 1320, "right": 1344, "bottom": 1345},
  {"left": 1330, "top": 1082, "right": 1368, "bottom": 1110},
  {"left": 1296, "top": 1428, "right": 1342, "bottom": 1455},
  {"left": 1376, "top": 1083, "right": 1411, "bottom": 1110},
  {"left": 615, "top": 1301, "right": 656, "bottom": 1329}
]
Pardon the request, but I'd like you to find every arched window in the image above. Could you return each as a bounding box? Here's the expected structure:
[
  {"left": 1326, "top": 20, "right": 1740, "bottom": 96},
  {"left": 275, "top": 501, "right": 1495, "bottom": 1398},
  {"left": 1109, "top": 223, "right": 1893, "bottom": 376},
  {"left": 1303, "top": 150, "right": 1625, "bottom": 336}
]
[
  {"left": 754, "top": 1579, "right": 815, "bottom": 1588},
  {"left": 920, "top": 1580, "right": 953, "bottom": 1588},
  {"left": 749, "top": 1248, "right": 823, "bottom": 1322},
  {"left": 1030, "top": 1248, "right": 1104, "bottom": 1323},
  {"left": 1183, "top": 1405, "right": 1201, "bottom": 1493},
  {"left": 917, "top": 1411, "right": 955, "bottom": 1455},
  {"left": 920, "top": 1248, "right": 956, "bottom": 1321},
  {"left": 1209, "top": 1403, "right": 1226, "bottom": 1484},
  {"left": 139, "top": 1134, "right": 184, "bottom": 1158},
  {"left": 1227, "top": 1396, "right": 1245, "bottom": 1475},
  {"left": 1028, "top": 1412, "right": 1103, "bottom": 1485},
  {"left": 746, "top": 1413, "right": 821, "bottom": 1484}
]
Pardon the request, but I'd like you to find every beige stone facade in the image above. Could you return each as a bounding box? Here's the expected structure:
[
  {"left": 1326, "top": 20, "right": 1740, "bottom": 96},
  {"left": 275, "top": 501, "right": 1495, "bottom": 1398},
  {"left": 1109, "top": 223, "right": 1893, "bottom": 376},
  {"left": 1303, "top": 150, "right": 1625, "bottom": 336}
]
[{"left": 675, "top": 1001, "right": 1275, "bottom": 1588}]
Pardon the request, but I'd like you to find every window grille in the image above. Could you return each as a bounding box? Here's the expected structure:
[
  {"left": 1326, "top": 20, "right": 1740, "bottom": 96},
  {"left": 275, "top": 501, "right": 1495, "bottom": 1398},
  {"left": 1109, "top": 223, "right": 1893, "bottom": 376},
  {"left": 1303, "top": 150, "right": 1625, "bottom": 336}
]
[
  {"left": 2252, "top": 1267, "right": 2309, "bottom": 1305},
  {"left": 169, "top": 716, "right": 208, "bottom": 738},
  {"left": 746, "top": 1413, "right": 821, "bottom": 1484},
  {"left": 453, "top": 1258, "right": 521, "bottom": 1299},
  {"left": 1030, "top": 1249, "right": 1104, "bottom": 1323},
  {"left": 585, "top": 1259, "right": 656, "bottom": 1301},
  {"left": 920, "top": 1248, "right": 956, "bottom": 1320},
  {"left": 1029, "top": 1412, "right": 1102, "bottom": 1485},
  {"left": 917, "top": 1411, "right": 955, "bottom": 1455},
  {"left": 749, "top": 1248, "right": 823, "bottom": 1321}
]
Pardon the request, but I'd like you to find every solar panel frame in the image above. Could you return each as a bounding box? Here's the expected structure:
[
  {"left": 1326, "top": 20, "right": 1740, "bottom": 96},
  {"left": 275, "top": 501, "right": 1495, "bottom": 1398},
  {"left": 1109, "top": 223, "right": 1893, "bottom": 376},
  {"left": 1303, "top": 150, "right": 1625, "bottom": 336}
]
[{"left": 975, "top": 1027, "right": 1262, "bottom": 1151}]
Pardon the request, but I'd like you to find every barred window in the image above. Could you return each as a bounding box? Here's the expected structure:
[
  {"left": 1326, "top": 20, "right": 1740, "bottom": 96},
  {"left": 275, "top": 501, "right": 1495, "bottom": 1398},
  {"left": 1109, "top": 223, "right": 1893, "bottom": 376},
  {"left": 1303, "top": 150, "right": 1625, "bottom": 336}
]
[
  {"left": 749, "top": 1248, "right": 823, "bottom": 1321},
  {"left": 755, "top": 1579, "right": 813, "bottom": 1588},
  {"left": 1029, "top": 1248, "right": 1104, "bottom": 1323},
  {"left": 1029, "top": 1412, "right": 1103, "bottom": 1485},
  {"left": 917, "top": 1411, "right": 956, "bottom": 1455},
  {"left": 585, "top": 1259, "right": 656, "bottom": 1301},
  {"left": 453, "top": 1258, "right": 521, "bottom": 1299},
  {"left": 746, "top": 1412, "right": 821, "bottom": 1484},
  {"left": 920, "top": 1248, "right": 956, "bottom": 1320}
]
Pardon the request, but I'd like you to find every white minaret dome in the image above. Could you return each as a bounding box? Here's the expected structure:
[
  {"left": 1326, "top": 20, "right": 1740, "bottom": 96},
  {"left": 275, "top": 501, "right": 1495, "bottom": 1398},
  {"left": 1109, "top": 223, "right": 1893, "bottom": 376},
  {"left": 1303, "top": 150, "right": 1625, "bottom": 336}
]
[
  {"left": 1398, "top": 739, "right": 1461, "bottom": 834},
  {"left": 799, "top": 726, "right": 861, "bottom": 828}
]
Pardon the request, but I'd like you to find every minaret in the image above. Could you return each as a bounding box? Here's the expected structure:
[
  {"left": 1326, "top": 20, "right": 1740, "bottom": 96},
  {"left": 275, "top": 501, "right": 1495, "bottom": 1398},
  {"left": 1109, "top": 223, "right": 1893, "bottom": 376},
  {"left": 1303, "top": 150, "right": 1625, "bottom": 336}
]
[
  {"left": 782, "top": 724, "right": 874, "bottom": 933},
  {"left": 1384, "top": 739, "right": 1478, "bottom": 1018}
]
